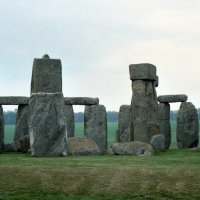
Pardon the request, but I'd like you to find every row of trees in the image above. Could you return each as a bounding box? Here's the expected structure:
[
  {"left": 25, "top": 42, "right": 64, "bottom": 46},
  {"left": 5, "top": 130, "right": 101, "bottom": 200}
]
[{"left": 3, "top": 108, "right": 200, "bottom": 125}]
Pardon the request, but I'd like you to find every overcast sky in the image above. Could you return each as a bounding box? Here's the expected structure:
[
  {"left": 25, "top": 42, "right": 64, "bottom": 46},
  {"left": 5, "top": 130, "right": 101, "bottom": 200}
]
[{"left": 1, "top": 1, "right": 200, "bottom": 112}]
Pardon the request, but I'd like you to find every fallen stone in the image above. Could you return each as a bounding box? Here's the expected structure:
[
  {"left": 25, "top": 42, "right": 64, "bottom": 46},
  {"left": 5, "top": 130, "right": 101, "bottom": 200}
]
[
  {"left": 84, "top": 105, "right": 107, "bottom": 150},
  {"left": 29, "top": 92, "right": 68, "bottom": 157},
  {"left": 65, "top": 97, "right": 99, "bottom": 105},
  {"left": 150, "top": 134, "right": 165, "bottom": 152},
  {"left": 158, "top": 95, "right": 187, "bottom": 103},
  {"left": 0, "top": 96, "right": 29, "bottom": 105},
  {"left": 3, "top": 141, "right": 20, "bottom": 152},
  {"left": 129, "top": 63, "right": 157, "bottom": 81},
  {"left": 20, "top": 135, "right": 30, "bottom": 153},
  {"left": 177, "top": 102, "right": 199, "bottom": 148},
  {"left": 0, "top": 106, "right": 4, "bottom": 154},
  {"left": 68, "top": 137, "right": 100, "bottom": 155},
  {"left": 111, "top": 141, "right": 154, "bottom": 156},
  {"left": 66, "top": 105, "right": 74, "bottom": 137}
]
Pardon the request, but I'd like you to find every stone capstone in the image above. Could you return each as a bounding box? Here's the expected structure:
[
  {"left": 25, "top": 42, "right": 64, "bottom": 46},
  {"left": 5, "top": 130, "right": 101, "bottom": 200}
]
[
  {"left": 0, "top": 106, "right": 4, "bottom": 153},
  {"left": 150, "top": 134, "right": 165, "bottom": 152},
  {"left": 65, "top": 97, "right": 99, "bottom": 105},
  {"left": 68, "top": 137, "right": 100, "bottom": 155},
  {"left": 177, "top": 102, "right": 199, "bottom": 149},
  {"left": 0, "top": 96, "right": 29, "bottom": 105},
  {"left": 20, "top": 135, "right": 30, "bottom": 153},
  {"left": 111, "top": 141, "right": 154, "bottom": 156},
  {"left": 3, "top": 141, "right": 20, "bottom": 152},
  {"left": 158, "top": 103, "right": 171, "bottom": 149},
  {"left": 31, "top": 56, "right": 62, "bottom": 94},
  {"left": 129, "top": 63, "right": 157, "bottom": 81},
  {"left": 66, "top": 105, "right": 74, "bottom": 137},
  {"left": 29, "top": 92, "right": 68, "bottom": 156},
  {"left": 158, "top": 95, "right": 188, "bottom": 103},
  {"left": 84, "top": 105, "right": 107, "bottom": 150},
  {"left": 14, "top": 105, "right": 29, "bottom": 143},
  {"left": 118, "top": 105, "right": 130, "bottom": 142}
]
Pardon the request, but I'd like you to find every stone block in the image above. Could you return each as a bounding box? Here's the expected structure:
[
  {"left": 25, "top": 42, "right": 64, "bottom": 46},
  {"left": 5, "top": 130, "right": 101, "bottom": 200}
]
[
  {"left": 0, "top": 96, "right": 29, "bottom": 105},
  {"left": 65, "top": 97, "right": 99, "bottom": 105},
  {"left": 177, "top": 102, "right": 199, "bottom": 148},
  {"left": 155, "top": 75, "right": 159, "bottom": 87},
  {"left": 158, "top": 95, "right": 187, "bottom": 103},
  {"left": 150, "top": 134, "right": 165, "bottom": 152},
  {"left": 0, "top": 106, "right": 4, "bottom": 154},
  {"left": 129, "top": 63, "right": 157, "bottom": 81},
  {"left": 84, "top": 105, "right": 107, "bottom": 150},
  {"left": 31, "top": 55, "right": 62, "bottom": 94},
  {"left": 158, "top": 103, "right": 170, "bottom": 120},
  {"left": 66, "top": 105, "right": 74, "bottom": 137},
  {"left": 20, "top": 135, "right": 30, "bottom": 153},
  {"left": 29, "top": 92, "right": 68, "bottom": 156},
  {"left": 3, "top": 141, "right": 20, "bottom": 152}
]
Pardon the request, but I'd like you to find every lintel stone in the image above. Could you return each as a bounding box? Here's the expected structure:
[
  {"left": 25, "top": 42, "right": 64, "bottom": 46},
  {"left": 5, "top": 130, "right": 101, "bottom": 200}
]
[
  {"left": 0, "top": 96, "right": 29, "bottom": 105},
  {"left": 158, "top": 95, "right": 187, "bottom": 103},
  {"left": 65, "top": 97, "right": 99, "bottom": 105}
]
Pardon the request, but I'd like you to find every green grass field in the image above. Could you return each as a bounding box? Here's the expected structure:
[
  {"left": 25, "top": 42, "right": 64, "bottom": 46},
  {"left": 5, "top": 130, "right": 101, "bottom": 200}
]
[{"left": 5, "top": 121, "right": 178, "bottom": 148}]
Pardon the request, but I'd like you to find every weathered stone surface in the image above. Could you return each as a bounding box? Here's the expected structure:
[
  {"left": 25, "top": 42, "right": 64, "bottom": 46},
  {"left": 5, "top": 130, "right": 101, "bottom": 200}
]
[
  {"left": 66, "top": 105, "right": 74, "bottom": 137},
  {"left": 29, "top": 92, "right": 68, "bottom": 157},
  {"left": 158, "top": 95, "right": 187, "bottom": 103},
  {"left": 155, "top": 75, "right": 159, "bottom": 87},
  {"left": 0, "top": 96, "right": 29, "bottom": 105},
  {"left": 14, "top": 105, "right": 29, "bottom": 143},
  {"left": 150, "top": 134, "right": 165, "bottom": 152},
  {"left": 3, "top": 141, "right": 20, "bottom": 152},
  {"left": 106, "top": 148, "right": 115, "bottom": 155},
  {"left": 115, "top": 130, "right": 120, "bottom": 143},
  {"left": 31, "top": 56, "right": 62, "bottom": 94},
  {"left": 65, "top": 97, "right": 99, "bottom": 105},
  {"left": 129, "top": 79, "right": 160, "bottom": 144},
  {"left": 68, "top": 137, "right": 100, "bottom": 155},
  {"left": 111, "top": 141, "right": 154, "bottom": 156},
  {"left": 158, "top": 103, "right": 171, "bottom": 149},
  {"left": 20, "top": 135, "right": 30, "bottom": 153},
  {"left": 0, "top": 106, "right": 4, "bottom": 154},
  {"left": 177, "top": 102, "right": 199, "bottom": 149},
  {"left": 129, "top": 63, "right": 157, "bottom": 81},
  {"left": 84, "top": 105, "right": 107, "bottom": 150},
  {"left": 118, "top": 105, "right": 130, "bottom": 142}
]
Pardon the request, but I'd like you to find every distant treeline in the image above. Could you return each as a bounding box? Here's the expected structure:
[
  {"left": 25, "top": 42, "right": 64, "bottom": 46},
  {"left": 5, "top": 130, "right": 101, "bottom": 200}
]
[{"left": 3, "top": 109, "right": 200, "bottom": 125}]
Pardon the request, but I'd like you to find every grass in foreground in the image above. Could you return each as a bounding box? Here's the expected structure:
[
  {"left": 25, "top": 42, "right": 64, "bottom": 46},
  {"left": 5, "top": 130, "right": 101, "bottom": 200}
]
[{"left": 1, "top": 149, "right": 200, "bottom": 199}]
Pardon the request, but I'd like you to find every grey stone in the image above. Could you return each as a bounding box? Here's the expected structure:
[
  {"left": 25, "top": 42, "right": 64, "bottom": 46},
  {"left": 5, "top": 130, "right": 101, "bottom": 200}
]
[
  {"left": 27, "top": 149, "right": 31, "bottom": 154},
  {"left": 65, "top": 97, "right": 99, "bottom": 105},
  {"left": 0, "top": 106, "right": 4, "bottom": 154},
  {"left": 31, "top": 56, "right": 62, "bottom": 94},
  {"left": 158, "top": 103, "right": 170, "bottom": 120},
  {"left": 115, "top": 129, "right": 120, "bottom": 143},
  {"left": 14, "top": 105, "right": 29, "bottom": 143},
  {"left": 0, "top": 96, "right": 29, "bottom": 105},
  {"left": 150, "top": 134, "right": 165, "bottom": 152},
  {"left": 158, "top": 95, "right": 188, "bottom": 103},
  {"left": 42, "top": 54, "right": 50, "bottom": 59},
  {"left": 29, "top": 92, "right": 68, "bottom": 157},
  {"left": 155, "top": 75, "right": 159, "bottom": 87},
  {"left": 3, "top": 141, "right": 20, "bottom": 152},
  {"left": 129, "top": 63, "right": 157, "bottom": 81},
  {"left": 66, "top": 105, "right": 74, "bottom": 137},
  {"left": 106, "top": 148, "right": 115, "bottom": 155},
  {"left": 84, "top": 105, "right": 107, "bottom": 150},
  {"left": 129, "top": 79, "right": 160, "bottom": 144},
  {"left": 177, "top": 102, "right": 199, "bottom": 149},
  {"left": 20, "top": 135, "right": 30, "bottom": 153},
  {"left": 111, "top": 141, "right": 154, "bottom": 156},
  {"left": 118, "top": 105, "right": 130, "bottom": 142},
  {"left": 68, "top": 137, "right": 100, "bottom": 155}
]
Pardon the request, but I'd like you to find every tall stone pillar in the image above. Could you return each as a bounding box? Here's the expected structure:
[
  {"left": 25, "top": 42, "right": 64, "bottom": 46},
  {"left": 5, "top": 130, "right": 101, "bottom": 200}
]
[
  {"left": 66, "top": 105, "right": 75, "bottom": 137},
  {"left": 0, "top": 106, "right": 4, "bottom": 153},
  {"left": 177, "top": 102, "right": 199, "bottom": 148},
  {"left": 84, "top": 105, "right": 107, "bottom": 151},
  {"left": 129, "top": 63, "right": 160, "bottom": 143},
  {"left": 158, "top": 103, "right": 171, "bottom": 149}
]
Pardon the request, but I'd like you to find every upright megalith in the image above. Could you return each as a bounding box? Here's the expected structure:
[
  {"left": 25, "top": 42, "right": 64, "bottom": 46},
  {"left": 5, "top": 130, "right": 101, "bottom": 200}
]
[
  {"left": 14, "top": 105, "right": 29, "bottom": 144},
  {"left": 29, "top": 92, "right": 68, "bottom": 156},
  {"left": 129, "top": 63, "right": 160, "bottom": 143},
  {"left": 177, "top": 102, "right": 199, "bottom": 149},
  {"left": 31, "top": 54, "right": 62, "bottom": 94},
  {"left": 66, "top": 105, "right": 74, "bottom": 137},
  {"left": 117, "top": 105, "right": 130, "bottom": 142},
  {"left": 84, "top": 105, "right": 107, "bottom": 151},
  {"left": 158, "top": 103, "right": 171, "bottom": 149},
  {"left": 0, "top": 106, "right": 4, "bottom": 153}
]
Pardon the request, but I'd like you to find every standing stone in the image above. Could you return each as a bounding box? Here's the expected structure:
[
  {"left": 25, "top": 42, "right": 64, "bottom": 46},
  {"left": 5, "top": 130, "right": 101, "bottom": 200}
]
[
  {"left": 84, "top": 105, "right": 107, "bottom": 151},
  {"left": 29, "top": 92, "right": 68, "bottom": 156},
  {"left": 0, "top": 106, "right": 4, "bottom": 153},
  {"left": 118, "top": 105, "right": 130, "bottom": 142},
  {"left": 129, "top": 63, "right": 160, "bottom": 143},
  {"left": 66, "top": 105, "right": 74, "bottom": 137},
  {"left": 30, "top": 55, "right": 62, "bottom": 94},
  {"left": 14, "top": 105, "right": 29, "bottom": 143},
  {"left": 158, "top": 103, "right": 171, "bottom": 149},
  {"left": 177, "top": 102, "right": 199, "bottom": 148}
]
